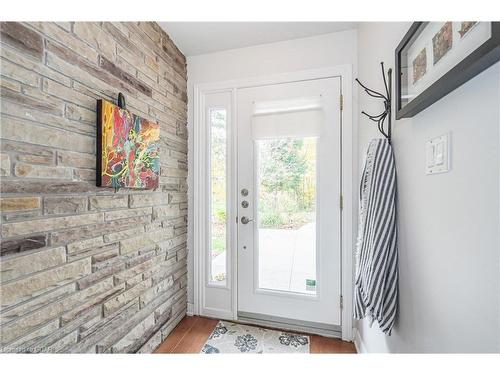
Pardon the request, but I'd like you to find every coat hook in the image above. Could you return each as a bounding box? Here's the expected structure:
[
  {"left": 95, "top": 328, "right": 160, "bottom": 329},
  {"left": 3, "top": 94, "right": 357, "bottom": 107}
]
[{"left": 356, "top": 62, "right": 392, "bottom": 144}]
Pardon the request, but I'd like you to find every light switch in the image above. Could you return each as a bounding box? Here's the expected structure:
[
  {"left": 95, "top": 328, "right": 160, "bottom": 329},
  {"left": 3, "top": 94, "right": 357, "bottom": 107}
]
[
  {"left": 435, "top": 142, "right": 444, "bottom": 165},
  {"left": 426, "top": 144, "right": 435, "bottom": 168},
  {"left": 426, "top": 134, "right": 450, "bottom": 174}
]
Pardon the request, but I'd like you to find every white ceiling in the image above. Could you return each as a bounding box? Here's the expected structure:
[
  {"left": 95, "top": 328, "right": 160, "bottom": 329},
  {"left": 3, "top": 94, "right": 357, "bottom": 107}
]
[{"left": 159, "top": 22, "right": 357, "bottom": 56}]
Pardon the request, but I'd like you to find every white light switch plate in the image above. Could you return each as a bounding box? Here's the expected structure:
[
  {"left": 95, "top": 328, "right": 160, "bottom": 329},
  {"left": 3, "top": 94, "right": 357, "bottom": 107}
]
[{"left": 426, "top": 134, "right": 450, "bottom": 175}]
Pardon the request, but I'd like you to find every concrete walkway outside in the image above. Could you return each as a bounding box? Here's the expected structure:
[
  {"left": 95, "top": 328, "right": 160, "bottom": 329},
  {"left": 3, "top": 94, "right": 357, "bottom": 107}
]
[{"left": 212, "top": 223, "right": 316, "bottom": 294}]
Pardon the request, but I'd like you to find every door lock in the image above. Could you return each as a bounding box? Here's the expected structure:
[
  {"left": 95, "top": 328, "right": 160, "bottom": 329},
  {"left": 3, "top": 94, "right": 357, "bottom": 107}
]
[
  {"left": 240, "top": 216, "right": 254, "bottom": 225},
  {"left": 241, "top": 188, "right": 249, "bottom": 196},
  {"left": 241, "top": 200, "right": 249, "bottom": 208}
]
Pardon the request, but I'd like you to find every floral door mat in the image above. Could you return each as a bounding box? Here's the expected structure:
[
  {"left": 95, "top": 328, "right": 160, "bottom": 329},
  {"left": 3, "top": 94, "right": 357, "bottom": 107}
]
[{"left": 201, "top": 321, "right": 310, "bottom": 354}]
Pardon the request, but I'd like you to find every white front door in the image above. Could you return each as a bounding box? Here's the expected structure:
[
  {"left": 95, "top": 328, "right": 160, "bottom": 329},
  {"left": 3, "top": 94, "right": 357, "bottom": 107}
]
[{"left": 237, "top": 77, "right": 342, "bottom": 327}]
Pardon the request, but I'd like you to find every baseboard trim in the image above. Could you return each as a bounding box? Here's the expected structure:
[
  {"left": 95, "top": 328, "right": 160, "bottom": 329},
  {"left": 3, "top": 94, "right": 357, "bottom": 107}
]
[
  {"left": 187, "top": 303, "right": 194, "bottom": 316},
  {"left": 354, "top": 328, "right": 367, "bottom": 353},
  {"left": 200, "top": 307, "right": 234, "bottom": 320}
]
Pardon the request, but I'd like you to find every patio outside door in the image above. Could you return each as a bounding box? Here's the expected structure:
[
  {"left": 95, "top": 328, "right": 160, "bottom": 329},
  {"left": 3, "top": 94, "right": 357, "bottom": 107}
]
[{"left": 237, "top": 77, "right": 342, "bottom": 327}]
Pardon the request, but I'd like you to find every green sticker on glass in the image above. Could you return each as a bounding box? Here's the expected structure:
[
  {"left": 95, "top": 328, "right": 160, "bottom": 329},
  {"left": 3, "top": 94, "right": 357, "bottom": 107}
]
[{"left": 306, "top": 279, "right": 316, "bottom": 289}]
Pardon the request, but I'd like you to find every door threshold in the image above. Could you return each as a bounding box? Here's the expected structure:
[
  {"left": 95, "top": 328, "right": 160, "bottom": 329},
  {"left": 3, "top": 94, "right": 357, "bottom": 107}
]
[{"left": 236, "top": 311, "right": 342, "bottom": 339}]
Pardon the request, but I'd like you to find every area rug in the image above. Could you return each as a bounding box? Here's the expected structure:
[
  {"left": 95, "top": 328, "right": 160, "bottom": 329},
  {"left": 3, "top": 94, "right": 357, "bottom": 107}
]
[{"left": 200, "top": 321, "right": 310, "bottom": 353}]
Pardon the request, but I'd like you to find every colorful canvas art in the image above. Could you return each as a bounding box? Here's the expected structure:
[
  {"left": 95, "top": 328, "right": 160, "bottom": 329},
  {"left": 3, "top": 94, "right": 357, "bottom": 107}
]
[{"left": 97, "top": 99, "right": 160, "bottom": 189}]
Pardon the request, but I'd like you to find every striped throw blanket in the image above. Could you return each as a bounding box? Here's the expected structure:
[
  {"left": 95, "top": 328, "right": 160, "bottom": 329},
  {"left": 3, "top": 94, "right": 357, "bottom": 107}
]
[{"left": 354, "top": 138, "right": 398, "bottom": 335}]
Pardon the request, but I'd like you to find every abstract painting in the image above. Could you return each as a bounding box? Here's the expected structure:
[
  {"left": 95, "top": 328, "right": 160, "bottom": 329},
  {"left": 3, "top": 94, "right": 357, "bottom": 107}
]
[
  {"left": 96, "top": 99, "right": 160, "bottom": 189},
  {"left": 412, "top": 47, "right": 427, "bottom": 84},
  {"left": 432, "top": 22, "right": 453, "bottom": 65},
  {"left": 458, "top": 22, "right": 477, "bottom": 38}
]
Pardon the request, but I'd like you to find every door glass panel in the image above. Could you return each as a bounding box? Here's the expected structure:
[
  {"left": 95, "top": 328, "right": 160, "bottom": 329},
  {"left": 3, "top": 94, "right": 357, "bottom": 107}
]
[
  {"left": 210, "top": 108, "right": 227, "bottom": 285},
  {"left": 257, "top": 137, "right": 317, "bottom": 294}
]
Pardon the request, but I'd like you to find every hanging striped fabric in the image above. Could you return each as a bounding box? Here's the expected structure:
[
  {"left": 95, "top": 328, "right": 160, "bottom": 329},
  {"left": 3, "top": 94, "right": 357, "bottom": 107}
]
[{"left": 354, "top": 138, "right": 398, "bottom": 335}]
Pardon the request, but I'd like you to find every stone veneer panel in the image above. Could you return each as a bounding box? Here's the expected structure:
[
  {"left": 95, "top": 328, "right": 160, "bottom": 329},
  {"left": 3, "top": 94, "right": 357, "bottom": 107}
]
[{"left": 0, "top": 22, "right": 188, "bottom": 353}]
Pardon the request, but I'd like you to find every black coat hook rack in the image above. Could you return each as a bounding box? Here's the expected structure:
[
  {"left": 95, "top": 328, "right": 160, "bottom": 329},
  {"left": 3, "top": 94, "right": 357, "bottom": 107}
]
[{"left": 356, "top": 62, "right": 392, "bottom": 143}]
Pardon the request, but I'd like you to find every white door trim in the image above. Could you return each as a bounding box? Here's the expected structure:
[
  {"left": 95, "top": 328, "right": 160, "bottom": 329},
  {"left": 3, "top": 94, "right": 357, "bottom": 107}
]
[{"left": 193, "top": 65, "right": 356, "bottom": 341}]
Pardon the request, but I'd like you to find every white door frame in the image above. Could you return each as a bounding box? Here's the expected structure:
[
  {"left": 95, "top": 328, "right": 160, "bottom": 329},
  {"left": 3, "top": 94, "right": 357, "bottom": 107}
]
[{"left": 193, "top": 65, "right": 355, "bottom": 341}]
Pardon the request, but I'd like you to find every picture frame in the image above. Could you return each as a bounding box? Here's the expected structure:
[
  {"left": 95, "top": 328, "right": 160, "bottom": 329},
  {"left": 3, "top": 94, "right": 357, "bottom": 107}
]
[{"left": 395, "top": 22, "right": 500, "bottom": 119}]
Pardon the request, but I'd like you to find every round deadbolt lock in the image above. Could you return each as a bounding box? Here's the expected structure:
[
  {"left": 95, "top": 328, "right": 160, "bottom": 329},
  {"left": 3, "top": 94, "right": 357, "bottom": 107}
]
[
  {"left": 241, "top": 188, "right": 249, "bottom": 196},
  {"left": 241, "top": 200, "right": 249, "bottom": 208}
]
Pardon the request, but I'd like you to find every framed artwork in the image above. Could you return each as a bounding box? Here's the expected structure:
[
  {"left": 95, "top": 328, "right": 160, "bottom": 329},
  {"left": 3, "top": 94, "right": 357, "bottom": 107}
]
[
  {"left": 96, "top": 99, "right": 160, "bottom": 189},
  {"left": 395, "top": 22, "right": 500, "bottom": 119}
]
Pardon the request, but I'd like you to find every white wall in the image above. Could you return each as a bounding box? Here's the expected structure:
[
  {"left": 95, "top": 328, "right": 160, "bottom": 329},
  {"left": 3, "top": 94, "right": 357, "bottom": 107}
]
[
  {"left": 186, "top": 30, "right": 358, "bottom": 310},
  {"left": 356, "top": 22, "right": 500, "bottom": 353},
  {"left": 186, "top": 25, "right": 500, "bottom": 353}
]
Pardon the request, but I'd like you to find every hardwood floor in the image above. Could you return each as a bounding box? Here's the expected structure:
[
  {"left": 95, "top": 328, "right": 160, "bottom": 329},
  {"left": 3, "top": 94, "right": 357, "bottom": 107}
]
[{"left": 154, "top": 315, "right": 356, "bottom": 354}]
